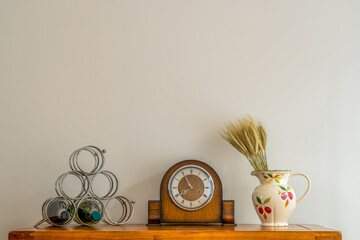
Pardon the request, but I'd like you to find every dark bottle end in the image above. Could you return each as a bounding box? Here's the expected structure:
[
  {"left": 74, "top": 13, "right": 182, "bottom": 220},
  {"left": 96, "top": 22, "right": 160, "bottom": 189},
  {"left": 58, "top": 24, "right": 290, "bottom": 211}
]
[
  {"left": 48, "top": 216, "right": 63, "bottom": 224},
  {"left": 90, "top": 211, "right": 102, "bottom": 221}
]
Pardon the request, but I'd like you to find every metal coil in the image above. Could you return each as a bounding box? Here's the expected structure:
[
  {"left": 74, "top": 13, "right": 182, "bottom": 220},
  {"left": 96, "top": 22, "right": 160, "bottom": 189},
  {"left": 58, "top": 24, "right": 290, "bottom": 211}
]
[
  {"left": 90, "top": 170, "right": 119, "bottom": 200},
  {"left": 74, "top": 196, "right": 105, "bottom": 226},
  {"left": 55, "top": 171, "right": 90, "bottom": 200},
  {"left": 34, "top": 196, "right": 75, "bottom": 227},
  {"left": 69, "top": 145, "right": 105, "bottom": 175},
  {"left": 36, "top": 145, "right": 135, "bottom": 227},
  {"left": 103, "top": 196, "right": 135, "bottom": 225}
]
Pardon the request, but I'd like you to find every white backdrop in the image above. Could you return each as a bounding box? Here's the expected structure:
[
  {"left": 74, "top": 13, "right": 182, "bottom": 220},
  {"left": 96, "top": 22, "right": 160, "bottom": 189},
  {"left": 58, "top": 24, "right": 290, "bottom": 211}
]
[{"left": 1, "top": 1, "right": 359, "bottom": 239}]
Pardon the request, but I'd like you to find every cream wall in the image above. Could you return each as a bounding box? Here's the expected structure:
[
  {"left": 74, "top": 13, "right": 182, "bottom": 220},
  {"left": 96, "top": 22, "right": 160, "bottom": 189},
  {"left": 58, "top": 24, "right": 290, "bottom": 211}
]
[{"left": 1, "top": 0, "right": 359, "bottom": 239}]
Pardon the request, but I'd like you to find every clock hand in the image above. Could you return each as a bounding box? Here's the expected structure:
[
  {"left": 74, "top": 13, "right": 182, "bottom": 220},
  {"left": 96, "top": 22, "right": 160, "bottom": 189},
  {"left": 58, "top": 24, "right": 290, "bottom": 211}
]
[
  {"left": 180, "top": 187, "right": 191, "bottom": 196},
  {"left": 184, "top": 175, "right": 193, "bottom": 190}
]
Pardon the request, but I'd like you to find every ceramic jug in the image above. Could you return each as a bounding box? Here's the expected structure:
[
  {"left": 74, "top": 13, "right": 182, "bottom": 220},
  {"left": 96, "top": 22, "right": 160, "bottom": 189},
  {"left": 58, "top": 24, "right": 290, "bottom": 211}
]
[{"left": 251, "top": 170, "right": 311, "bottom": 226}]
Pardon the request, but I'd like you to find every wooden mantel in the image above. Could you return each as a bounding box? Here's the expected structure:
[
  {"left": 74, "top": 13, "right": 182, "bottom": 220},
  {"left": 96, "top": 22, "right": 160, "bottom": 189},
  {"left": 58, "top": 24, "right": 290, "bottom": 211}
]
[{"left": 9, "top": 224, "right": 342, "bottom": 240}]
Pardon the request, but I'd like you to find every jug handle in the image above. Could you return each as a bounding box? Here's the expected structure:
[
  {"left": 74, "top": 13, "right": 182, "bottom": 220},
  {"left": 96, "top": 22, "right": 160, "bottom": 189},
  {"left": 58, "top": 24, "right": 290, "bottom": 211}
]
[{"left": 288, "top": 173, "right": 311, "bottom": 204}]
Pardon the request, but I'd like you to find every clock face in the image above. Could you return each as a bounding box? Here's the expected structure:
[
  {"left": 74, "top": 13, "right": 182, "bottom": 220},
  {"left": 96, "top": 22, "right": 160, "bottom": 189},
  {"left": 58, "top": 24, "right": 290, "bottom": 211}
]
[{"left": 168, "top": 165, "right": 215, "bottom": 211}]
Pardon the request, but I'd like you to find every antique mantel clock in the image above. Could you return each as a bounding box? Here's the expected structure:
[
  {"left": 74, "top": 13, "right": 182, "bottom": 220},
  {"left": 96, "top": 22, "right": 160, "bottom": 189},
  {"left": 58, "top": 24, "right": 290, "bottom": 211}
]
[{"left": 148, "top": 160, "right": 235, "bottom": 225}]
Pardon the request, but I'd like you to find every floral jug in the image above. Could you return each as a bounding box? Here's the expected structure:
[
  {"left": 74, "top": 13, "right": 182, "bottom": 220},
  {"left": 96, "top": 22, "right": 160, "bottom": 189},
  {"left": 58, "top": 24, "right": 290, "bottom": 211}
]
[{"left": 251, "top": 171, "right": 311, "bottom": 227}]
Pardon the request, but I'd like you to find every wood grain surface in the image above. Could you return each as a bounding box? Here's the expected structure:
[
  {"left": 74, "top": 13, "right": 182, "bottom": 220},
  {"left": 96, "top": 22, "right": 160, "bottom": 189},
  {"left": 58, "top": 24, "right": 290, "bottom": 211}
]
[
  {"left": 148, "top": 200, "right": 161, "bottom": 225},
  {"left": 222, "top": 200, "right": 235, "bottom": 224},
  {"left": 9, "top": 224, "right": 342, "bottom": 240}
]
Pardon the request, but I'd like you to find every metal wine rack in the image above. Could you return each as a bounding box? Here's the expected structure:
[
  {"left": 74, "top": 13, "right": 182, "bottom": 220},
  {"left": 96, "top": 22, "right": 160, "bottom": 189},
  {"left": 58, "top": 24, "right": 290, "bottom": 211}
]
[{"left": 35, "top": 145, "right": 135, "bottom": 227}]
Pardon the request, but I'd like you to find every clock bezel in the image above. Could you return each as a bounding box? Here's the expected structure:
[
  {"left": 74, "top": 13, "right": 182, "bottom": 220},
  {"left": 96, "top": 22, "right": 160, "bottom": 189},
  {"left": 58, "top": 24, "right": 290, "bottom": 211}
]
[{"left": 168, "top": 165, "right": 215, "bottom": 211}]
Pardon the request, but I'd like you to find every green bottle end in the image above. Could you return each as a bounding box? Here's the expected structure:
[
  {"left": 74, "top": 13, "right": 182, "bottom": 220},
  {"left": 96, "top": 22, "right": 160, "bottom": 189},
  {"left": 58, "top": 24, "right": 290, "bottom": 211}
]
[{"left": 90, "top": 211, "right": 102, "bottom": 221}]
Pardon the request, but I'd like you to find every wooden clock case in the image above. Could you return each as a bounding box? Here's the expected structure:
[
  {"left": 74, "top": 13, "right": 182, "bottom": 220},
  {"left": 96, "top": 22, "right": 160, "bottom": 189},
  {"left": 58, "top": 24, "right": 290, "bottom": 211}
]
[{"left": 148, "top": 159, "right": 235, "bottom": 225}]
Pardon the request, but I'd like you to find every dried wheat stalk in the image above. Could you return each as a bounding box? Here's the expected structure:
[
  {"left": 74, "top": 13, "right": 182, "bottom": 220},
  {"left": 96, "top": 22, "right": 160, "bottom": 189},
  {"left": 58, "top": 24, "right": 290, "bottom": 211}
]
[{"left": 221, "top": 116, "right": 268, "bottom": 171}]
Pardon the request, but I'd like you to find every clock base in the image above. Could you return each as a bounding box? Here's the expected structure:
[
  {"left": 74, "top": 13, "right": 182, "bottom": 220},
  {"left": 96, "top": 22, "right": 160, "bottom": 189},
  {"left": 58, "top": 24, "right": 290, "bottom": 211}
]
[
  {"left": 147, "top": 223, "right": 222, "bottom": 226},
  {"left": 148, "top": 200, "right": 235, "bottom": 226},
  {"left": 147, "top": 223, "right": 237, "bottom": 226}
]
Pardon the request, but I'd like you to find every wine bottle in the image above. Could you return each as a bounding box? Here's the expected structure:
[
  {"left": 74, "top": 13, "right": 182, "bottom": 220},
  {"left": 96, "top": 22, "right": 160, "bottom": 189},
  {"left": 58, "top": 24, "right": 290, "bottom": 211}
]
[
  {"left": 42, "top": 197, "right": 74, "bottom": 226},
  {"left": 75, "top": 197, "right": 103, "bottom": 225}
]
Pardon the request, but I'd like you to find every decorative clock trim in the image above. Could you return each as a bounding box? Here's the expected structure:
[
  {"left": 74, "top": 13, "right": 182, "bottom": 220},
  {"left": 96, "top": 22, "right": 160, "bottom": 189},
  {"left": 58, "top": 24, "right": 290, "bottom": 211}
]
[{"left": 168, "top": 164, "right": 215, "bottom": 211}]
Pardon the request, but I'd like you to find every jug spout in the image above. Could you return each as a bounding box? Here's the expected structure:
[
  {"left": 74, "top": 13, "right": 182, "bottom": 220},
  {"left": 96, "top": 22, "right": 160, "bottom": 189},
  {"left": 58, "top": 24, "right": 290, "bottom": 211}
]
[{"left": 251, "top": 171, "right": 262, "bottom": 179}]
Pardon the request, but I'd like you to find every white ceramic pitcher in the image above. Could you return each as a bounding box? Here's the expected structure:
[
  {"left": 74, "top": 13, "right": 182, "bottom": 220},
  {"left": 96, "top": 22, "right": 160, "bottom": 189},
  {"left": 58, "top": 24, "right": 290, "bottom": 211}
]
[{"left": 251, "top": 170, "right": 311, "bottom": 227}]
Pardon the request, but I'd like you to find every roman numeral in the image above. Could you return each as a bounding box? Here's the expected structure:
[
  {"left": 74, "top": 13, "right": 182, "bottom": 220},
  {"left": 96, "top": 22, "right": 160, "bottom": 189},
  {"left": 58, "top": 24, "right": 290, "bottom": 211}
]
[
  {"left": 203, "top": 178, "right": 207, "bottom": 182},
  {"left": 181, "top": 199, "right": 184, "bottom": 204},
  {"left": 181, "top": 171, "right": 185, "bottom": 176},
  {"left": 190, "top": 202, "right": 192, "bottom": 207},
  {"left": 203, "top": 194, "right": 208, "bottom": 198},
  {"left": 205, "top": 187, "right": 210, "bottom": 189},
  {"left": 190, "top": 169, "right": 193, "bottom": 174},
  {"left": 175, "top": 194, "right": 179, "bottom": 198},
  {"left": 175, "top": 178, "right": 180, "bottom": 181}
]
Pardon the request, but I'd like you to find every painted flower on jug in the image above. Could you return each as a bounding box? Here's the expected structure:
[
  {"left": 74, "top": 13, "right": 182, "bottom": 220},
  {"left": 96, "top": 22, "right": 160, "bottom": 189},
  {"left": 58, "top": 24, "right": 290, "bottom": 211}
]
[
  {"left": 278, "top": 185, "right": 293, "bottom": 208},
  {"left": 263, "top": 172, "right": 285, "bottom": 184},
  {"left": 255, "top": 196, "right": 272, "bottom": 220}
]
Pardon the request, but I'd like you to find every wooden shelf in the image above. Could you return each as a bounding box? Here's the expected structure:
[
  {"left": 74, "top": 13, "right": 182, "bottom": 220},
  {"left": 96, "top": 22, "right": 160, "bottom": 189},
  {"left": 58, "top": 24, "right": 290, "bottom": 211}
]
[{"left": 9, "top": 224, "right": 342, "bottom": 240}]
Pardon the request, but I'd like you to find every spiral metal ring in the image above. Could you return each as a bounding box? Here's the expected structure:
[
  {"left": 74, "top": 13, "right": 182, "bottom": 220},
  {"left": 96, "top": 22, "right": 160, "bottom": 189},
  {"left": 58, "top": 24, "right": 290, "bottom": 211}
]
[
  {"left": 55, "top": 171, "right": 90, "bottom": 200},
  {"left": 103, "top": 196, "right": 135, "bottom": 225},
  {"left": 35, "top": 196, "right": 75, "bottom": 227},
  {"left": 74, "top": 196, "right": 105, "bottom": 226},
  {"left": 69, "top": 145, "right": 105, "bottom": 175},
  {"left": 36, "top": 146, "right": 135, "bottom": 227},
  {"left": 89, "top": 170, "right": 118, "bottom": 200}
]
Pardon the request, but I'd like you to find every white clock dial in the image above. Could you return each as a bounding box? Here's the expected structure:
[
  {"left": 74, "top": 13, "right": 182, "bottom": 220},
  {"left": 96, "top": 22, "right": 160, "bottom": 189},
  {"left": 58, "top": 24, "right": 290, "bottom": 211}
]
[{"left": 168, "top": 165, "right": 215, "bottom": 211}]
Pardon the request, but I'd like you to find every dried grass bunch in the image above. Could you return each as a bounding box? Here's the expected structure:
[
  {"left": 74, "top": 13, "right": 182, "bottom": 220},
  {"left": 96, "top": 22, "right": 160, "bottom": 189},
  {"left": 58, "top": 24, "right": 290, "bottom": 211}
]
[{"left": 221, "top": 116, "right": 268, "bottom": 171}]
